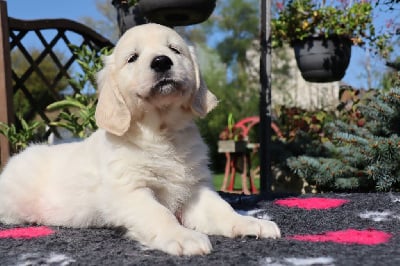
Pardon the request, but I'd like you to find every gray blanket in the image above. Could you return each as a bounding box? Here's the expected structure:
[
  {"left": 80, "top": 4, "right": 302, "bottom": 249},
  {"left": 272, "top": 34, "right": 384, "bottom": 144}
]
[{"left": 1, "top": 193, "right": 399, "bottom": 265}]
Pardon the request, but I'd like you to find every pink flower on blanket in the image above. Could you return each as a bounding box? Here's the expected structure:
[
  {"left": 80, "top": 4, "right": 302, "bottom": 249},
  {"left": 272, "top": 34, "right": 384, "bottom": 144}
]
[
  {"left": 0, "top": 226, "right": 54, "bottom": 239},
  {"left": 274, "top": 197, "right": 349, "bottom": 210}
]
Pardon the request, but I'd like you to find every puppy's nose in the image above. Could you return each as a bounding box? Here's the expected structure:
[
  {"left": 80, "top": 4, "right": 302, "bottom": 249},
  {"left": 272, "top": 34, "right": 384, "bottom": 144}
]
[{"left": 151, "top": 55, "right": 173, "bottom": 72}]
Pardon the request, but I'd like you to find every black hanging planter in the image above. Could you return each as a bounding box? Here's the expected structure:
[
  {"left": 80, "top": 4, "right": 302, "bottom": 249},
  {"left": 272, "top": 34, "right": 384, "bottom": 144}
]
[
  {"left": 292, "top": 35, "right": 352, "bottom": 83},
  {"left": 112, "top": 0, "right": 148, "bottom": 35},
  {"left": 138, "top": 0, "right": 216, "bottom": 27}
]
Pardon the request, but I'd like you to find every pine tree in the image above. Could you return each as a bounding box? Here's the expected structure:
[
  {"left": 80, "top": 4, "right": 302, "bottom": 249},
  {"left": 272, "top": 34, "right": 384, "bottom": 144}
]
[{"left": 287, "top": 87, "right": 400, "bottom": 192}]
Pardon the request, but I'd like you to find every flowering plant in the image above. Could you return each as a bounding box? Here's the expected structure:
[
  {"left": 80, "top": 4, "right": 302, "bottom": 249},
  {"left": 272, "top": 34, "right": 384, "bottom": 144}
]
[{"left": 272, "top": 0, "right": 391, "bottom": 57}]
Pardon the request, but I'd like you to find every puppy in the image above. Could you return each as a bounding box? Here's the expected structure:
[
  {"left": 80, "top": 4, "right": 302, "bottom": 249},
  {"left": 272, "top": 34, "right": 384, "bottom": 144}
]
[{"left": 0, "top": 23, "right": 280, "bottom": 255}]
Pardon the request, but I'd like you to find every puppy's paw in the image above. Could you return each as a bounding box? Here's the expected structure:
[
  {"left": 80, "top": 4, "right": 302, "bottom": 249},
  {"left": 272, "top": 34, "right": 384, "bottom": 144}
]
[
  {"left": 151, "top": 227, "right": 212, "bottom": 256},
  {"left": 231, "top": 216, "right": 281, "bottom": 239}
]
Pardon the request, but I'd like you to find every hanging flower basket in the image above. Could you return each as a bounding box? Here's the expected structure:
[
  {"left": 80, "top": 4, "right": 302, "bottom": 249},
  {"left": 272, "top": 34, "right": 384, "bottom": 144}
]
[
  {"left": 292, "top": 35, "right": 352, "bottom": 83},
  {"left": 138, "top": 0, "right": 216, "bottom": 27}
]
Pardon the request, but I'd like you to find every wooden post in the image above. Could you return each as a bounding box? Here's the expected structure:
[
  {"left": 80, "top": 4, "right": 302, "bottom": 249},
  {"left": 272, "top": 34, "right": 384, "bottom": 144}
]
[
  {"left": 259, "top": 0, "right": 272, "bottom": 197},
  {"left": 0, "top": 0, "right": 14, "bottom": 168}
]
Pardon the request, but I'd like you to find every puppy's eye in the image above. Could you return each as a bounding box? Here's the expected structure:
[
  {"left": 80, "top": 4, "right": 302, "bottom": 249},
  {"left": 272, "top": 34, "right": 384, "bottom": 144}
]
[
  {"left": 127, "top": 53, "right": 139, "bottom": 63},
  {"left": 169, "top": 45, "right": 181, "bottom": 55}
]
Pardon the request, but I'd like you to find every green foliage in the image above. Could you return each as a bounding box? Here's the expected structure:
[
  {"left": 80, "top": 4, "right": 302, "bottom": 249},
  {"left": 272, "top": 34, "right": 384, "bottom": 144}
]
[
  {"left": 227, "top": 113, "right": 235, "bottom": 134},
  {"left": 269, "top": 106, "right": 337, "bottom": 175},
  {"left": 381, "top": 58, "right": 400, "bottom": 90},
  {"left": 47, "top": 45, "right": 111, "bottom": 138},
  {"left": 274, "top": 106, "right": 335, "bottom": 142},
  {"left": 47, "top": 94, "right": 97, "bottom": 138},
  {"left": 288, "top": 87, "right": 400, "bottom": 192},
  {"left": 128, "top": 0, "right": 138, "bottom": 6},
  {"left": 212, "top": 173, "right": 260, "bottom": 192},
  {"left": 272, "top": 0, "right": 392, "bottom": 57},
  {"left": 0, "top": 117, "right": 43, "bottom": 153},
  {"left": 211, "top": 0, "right": 259, "bottom": 66},
  {"left": 69, "top": 45, "right": 111, "bottom": 92},
  {"left": 1, "top": 44, "right": 110, "bottom": 154},
  {"left": 225, "top": 113, "right": 243, "bottom": 141}
]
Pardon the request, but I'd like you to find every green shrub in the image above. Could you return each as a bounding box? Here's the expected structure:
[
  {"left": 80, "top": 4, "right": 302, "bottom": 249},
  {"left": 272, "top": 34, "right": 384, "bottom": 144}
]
[{"left": 288, "top": 87, "right": 400, "bottom": 192}]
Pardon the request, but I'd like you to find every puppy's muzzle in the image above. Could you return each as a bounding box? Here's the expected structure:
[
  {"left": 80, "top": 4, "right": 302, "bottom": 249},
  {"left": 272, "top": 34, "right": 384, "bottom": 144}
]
[
  {"left": 148, "top": 55, "right": 184, "bottom": 98},
  {"left": 151, "top": 55, "right": 173, "bottom": 73}
]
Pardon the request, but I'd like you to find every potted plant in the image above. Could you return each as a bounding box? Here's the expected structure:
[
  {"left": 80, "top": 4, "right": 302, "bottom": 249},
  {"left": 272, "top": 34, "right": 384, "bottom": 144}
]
[
  {"left": 218, "top": 113, "right": 247, "bottom": 153},
  {"left": 138, "top": 0, "right": 216, "bottom": 27},
  {"left": 272, "top": 0, "right": 390, "bottom": 83}
]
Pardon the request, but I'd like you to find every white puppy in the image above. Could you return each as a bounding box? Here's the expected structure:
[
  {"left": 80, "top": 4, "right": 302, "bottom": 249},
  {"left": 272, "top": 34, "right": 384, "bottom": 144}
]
[{"left": 0, "top": 23, "right": 280, "bottom": 255}]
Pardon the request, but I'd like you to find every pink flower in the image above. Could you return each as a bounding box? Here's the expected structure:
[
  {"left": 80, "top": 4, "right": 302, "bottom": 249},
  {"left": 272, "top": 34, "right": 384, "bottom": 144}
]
[
  {"left": 386, "top": 19, "right": 394, "bottom": 29},
  {"left": 276, "top": 1, "right": 284, "bottom": 11}
]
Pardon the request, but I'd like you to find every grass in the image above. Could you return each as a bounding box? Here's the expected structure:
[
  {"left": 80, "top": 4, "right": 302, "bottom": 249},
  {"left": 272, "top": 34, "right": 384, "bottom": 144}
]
[{"left": 212, "top": 173, "right": 260, "bottom": 192}]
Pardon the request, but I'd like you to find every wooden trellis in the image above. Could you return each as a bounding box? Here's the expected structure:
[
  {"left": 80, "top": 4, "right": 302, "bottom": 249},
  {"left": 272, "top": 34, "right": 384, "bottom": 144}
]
[{"left": 0, "top": 0, "right": 114, "bottom": 167}]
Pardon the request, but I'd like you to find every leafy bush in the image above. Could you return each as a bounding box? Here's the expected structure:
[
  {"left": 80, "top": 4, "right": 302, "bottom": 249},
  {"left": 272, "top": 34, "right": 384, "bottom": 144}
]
[
  {"left": 46, "top": 45, "right": 111, "bottom": 139},
  {"left": 287, "top": 87, "right": 400, "bottom": 192},
  {"left": 0, "top": 117, "right": 42, "bottom": 153},
  {"left": 47, "top": 94, "right": 97, "bottom": 138}
]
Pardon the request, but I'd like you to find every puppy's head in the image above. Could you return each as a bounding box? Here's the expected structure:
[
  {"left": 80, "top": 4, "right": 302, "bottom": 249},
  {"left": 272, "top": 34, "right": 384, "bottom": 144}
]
[{"left": 95, "top": 23, "right": 218, "bottom": 136}]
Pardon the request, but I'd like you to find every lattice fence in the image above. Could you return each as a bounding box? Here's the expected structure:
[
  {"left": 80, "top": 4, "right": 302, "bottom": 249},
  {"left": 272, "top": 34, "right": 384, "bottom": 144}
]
[{"left": 0, "top": 0, "right": 114, "bottom": 166}]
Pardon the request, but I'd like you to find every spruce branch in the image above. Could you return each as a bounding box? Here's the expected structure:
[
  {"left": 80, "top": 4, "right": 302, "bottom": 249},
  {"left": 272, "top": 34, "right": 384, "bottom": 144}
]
[{"left": 288, "top": 87, "right": 400, "bottom": 192}]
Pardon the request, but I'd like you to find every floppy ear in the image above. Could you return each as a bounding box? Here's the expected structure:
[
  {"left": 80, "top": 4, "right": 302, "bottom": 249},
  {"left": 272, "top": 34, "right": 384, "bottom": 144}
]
[
  {"left": 95, "top": 55, "right": 131, "bottom": 136},
  {"left": 189, "top": 46, "right": 218, "bottom": 117}
]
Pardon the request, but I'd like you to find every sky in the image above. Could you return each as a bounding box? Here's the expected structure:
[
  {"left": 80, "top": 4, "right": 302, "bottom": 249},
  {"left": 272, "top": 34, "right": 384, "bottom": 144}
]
[
  {"left": 5, "top": 0, "right": 399, "bottom": 89},
  {"left": 5, "top": 0, "right": 103, "bottom": 21}
]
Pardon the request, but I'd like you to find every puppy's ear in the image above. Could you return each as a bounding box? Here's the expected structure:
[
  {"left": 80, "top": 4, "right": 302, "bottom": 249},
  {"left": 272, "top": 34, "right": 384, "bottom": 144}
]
[
  {"left": 95, "top": 55, "right": 131, "bottom": 136},
  {"left": 189, "top": 46, "right": 218, "bottom": 117}
]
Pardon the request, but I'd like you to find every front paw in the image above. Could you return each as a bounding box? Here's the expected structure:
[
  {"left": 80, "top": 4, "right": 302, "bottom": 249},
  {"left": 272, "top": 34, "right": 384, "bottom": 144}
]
[
  {"left": 231, "top": 216, "right": 281, "bottom": 239},
  {"left": 150, "top": 227, "right": 212, "bottom": 256}
]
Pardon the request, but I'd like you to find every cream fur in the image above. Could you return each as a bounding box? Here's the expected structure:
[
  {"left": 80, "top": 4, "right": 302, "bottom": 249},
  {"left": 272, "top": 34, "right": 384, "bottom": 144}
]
[{"left": 0, "top": 23, "right": 280, "bottom": 256}]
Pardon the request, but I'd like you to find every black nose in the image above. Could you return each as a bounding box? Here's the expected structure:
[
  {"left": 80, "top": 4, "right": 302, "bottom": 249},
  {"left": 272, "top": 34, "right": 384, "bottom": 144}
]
[{"left": 151, "top": 55, "right": 173, "bottom": 72}]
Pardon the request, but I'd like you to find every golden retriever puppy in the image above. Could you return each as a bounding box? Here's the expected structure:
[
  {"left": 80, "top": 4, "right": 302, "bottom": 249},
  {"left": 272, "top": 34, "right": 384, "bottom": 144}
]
[{"left": 0, "top": 23, "right": 280, "bottom": 255}]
